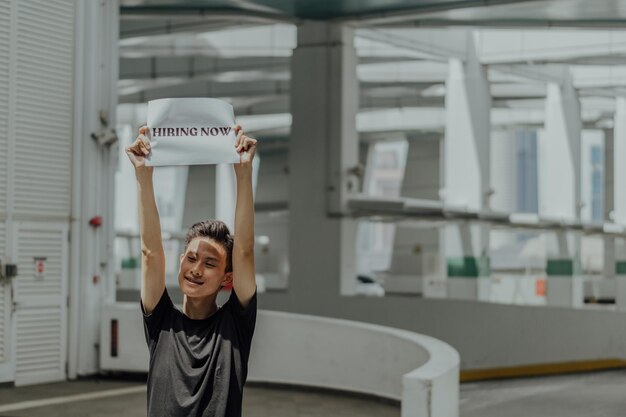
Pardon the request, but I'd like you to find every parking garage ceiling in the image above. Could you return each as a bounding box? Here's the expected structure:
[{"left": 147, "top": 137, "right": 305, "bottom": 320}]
[
  {"left": 121, "top": 0, "right": 626, "bottom": 26},
  {"left": 120, "top": 0, "right": 537, "bottom": 22},
  {"left": 118, "top": 0, "right": 626, "bottom": 137}
]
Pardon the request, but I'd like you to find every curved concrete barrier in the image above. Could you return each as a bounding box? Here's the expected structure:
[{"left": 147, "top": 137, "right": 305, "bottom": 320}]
[{"left": 248, "top": 311, "right": 460, "bottom": 417}]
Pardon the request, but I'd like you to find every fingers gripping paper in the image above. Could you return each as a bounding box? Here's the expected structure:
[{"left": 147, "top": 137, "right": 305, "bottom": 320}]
[{"left": 146, "top": 98, "right": 240, "bottom": 166}]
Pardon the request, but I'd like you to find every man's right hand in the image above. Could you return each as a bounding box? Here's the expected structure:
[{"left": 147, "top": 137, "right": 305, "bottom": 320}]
[{"left": 125, "top": 126, "right": 152, "bottom": 173}]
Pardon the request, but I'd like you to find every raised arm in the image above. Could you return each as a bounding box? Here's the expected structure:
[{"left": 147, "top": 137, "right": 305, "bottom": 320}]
[
  {"left": 232, "top": 125, "right": 257, "bottom": 307},
  {"left": 126, "top": 126, "right": 166, "bottom": 314}
]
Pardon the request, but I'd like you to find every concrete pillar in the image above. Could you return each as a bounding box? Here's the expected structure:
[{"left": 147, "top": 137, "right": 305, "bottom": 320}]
[
  {"left": 602, "top": 129, "right": 616, "bottom": 300},
  {"left": 385, "top": 133, "right": 441, "bottom": 295},
  {"left": 540, "top": 73, "right": 583, "bottom": 308},
  {"left": 613, "top": 98, "right": 626, "bottom": 309},
  {"left": 441, "top": 35, "right": 492, "bottom": 300},
  {"left": 288, "top": 21, "right": 359, "bottom": 297},
  {"left": 490, "top": 129, "right": 518, "bottom": 251},
  {"left": 182, "top": 165, "right": 216, "bottom": 228},
  {"left": 356, "top": 138, "right": 406, "bottom": 277}
]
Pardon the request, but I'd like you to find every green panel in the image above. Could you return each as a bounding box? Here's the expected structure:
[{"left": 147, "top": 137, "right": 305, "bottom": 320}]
[
  {"left": 447, "top": 256, "right": 490, "bottom": 278},
  {"left": 616, "top": 261, "right": 626, "bottom": 275},
  {"left": 121, "top": 257, "right": 138, "bottom": 269},
  {"left": 546, "top": 259, "right": 574, "bottom": 276}
]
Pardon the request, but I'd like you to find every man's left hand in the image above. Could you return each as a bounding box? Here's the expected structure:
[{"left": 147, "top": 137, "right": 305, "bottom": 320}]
[{"left": 234, "top": 125, "right": 257, "bottom": 166}]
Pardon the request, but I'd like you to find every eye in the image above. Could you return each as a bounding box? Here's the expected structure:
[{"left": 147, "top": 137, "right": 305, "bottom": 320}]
[{"left": 187, "top": 256, "right": 196, "bottom": 262}]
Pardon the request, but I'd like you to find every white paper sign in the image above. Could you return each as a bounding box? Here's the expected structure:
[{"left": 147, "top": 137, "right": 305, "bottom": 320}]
[{"left": 146, "top": 98, "right": 240, "bottom": 166}]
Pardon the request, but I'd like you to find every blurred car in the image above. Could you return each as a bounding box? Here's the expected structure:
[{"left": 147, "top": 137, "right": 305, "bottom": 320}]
[{"left": 356, "top": 274, "right": 385, "bottom": 297}]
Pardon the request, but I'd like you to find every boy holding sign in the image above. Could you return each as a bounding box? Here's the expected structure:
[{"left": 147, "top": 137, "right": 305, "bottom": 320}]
[{"left": 126, "top": 123, "right": 258, "bottom": 417}]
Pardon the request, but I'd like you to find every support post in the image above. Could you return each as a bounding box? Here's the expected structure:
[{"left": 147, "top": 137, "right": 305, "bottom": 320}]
[
  {"left": 289, "top": 21, "right": 359, "bottom": 297},
  {"left": 386, "top": 134, "right": 441, "bottom": 296},
  {"left": 613, "top": 98, "right": 626, "bottom": 309},
  {"left": 540, "top": 72, "right": 583, "bottom": 308},
  {"left": 69, "top": 0, "right": 119, "bottom": 378},
  {"left": 441, "top": 35, "right": 492, "bottom": 300}
]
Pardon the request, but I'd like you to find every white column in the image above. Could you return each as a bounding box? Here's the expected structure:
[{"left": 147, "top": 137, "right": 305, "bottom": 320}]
[
  {"left": 69, "top": 0, "right": 119, "bottom": 378},
  {"left": 215, "top": 158, "right": 260, "bottom": 232},
  {"left": 613, "top": 98, "right": 626, "bottom": 309},
  {"left": 440, "top": 35, "right": 491, "bottom": 300},
  {"left": 540, "top": 72, "right": 583, "bottom": 308},
  {"left": 289, "top": 21, "right": 359, "bottom": 297}
]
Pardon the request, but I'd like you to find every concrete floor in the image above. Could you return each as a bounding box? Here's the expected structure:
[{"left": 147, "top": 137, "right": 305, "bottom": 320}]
[
  {"left": 460, "top": 369, "right": 626, "bottom": 417},
  {"left": 1, "top": 370, "right": 626, "bottom": 416},
  {"left": 0, "top": 377, "right": 400, "bottom": 417}
]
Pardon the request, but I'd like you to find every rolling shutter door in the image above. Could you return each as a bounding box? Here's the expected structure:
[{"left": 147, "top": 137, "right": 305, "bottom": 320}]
[
  {"left": 0, "top": 0, "right": 8, "bottom": 215},
  {"left": 13, "top": 0, "right": 74, "bottom": 218}
]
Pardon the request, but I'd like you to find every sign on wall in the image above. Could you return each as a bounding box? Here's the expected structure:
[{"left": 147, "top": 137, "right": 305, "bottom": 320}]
[
  {"left": 535, "top": 277, "right": 546, "bottom": 296},
  {"left": 34, "top": 256, "right": 47, "bottom": 279}
]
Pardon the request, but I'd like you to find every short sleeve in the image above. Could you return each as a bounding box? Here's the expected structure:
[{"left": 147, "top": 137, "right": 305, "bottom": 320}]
[
  {"left": 226, "top": 289, "right": 257, "bottom": 351},
  {"left": 140, "top": 288, "right": 174, "bottom": 348}
]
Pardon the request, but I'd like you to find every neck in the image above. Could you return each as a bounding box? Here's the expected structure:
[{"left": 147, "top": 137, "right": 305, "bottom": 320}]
[{"left": 183, "top": 293, "right": 219, "bottom": 320}]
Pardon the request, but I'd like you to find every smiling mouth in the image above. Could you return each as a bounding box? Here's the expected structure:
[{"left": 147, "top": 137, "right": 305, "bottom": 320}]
[{"left": 185, "top": 276, "right": 204, "bottom": 285}]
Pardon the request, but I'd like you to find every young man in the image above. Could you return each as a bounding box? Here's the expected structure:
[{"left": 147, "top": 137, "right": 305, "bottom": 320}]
[{"left": 125, "top": 124, "right": 258, "bottom": 417}]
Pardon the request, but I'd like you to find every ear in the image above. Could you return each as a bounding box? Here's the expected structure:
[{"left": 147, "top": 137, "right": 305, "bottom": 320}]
[{"left": 221, "top": 272, "right": 233, "bottom": 287}]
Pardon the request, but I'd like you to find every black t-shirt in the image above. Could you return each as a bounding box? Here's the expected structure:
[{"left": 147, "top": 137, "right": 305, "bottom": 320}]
[{"left": 140, "top": 288, "right": 257, "bottom": 417}]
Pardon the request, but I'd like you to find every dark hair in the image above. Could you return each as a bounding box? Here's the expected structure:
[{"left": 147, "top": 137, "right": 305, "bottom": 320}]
[{"left": 184, "top": 220, "right": 233, "bottom": 273}]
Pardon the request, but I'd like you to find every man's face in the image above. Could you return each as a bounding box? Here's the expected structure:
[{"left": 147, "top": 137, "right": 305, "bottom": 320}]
[{"left": 178, "top": 237, "right": 232, "bottom": 299}]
